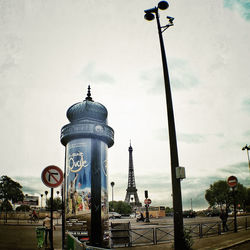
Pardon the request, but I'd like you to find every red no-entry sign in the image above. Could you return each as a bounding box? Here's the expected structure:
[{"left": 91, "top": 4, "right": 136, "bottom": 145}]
[
  {"left": 227, "top": 176, "right": 238, "bottom": 188},
  {"left": 144, "top": 198, "right": 152, "bottom": 205},
  {"left": 41, "top": 165, "right": 63, "bottom": 188}
]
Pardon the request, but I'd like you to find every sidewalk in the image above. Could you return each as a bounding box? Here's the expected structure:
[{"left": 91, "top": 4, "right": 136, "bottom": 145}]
[{"left": 116, "top": 230, "right": 250, "bottom": 250}]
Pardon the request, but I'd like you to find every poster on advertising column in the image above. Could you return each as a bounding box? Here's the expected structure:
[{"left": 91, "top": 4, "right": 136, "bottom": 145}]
[
  {"left": 66, "top": 138, "right": 92, "bottom": 232},
  {"left": 65, "top": 138, "right": 109, "bottom": 240},
  {"left": 100, "top": 141, "right": 109, "bottom": 236}
]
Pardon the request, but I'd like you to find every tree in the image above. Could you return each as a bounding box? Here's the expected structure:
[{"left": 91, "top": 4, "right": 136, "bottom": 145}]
[
  {"left": 0, "top": 200, "right": 13, "bottom": 212},
  {"left": 165, "top": 206, "right": 173, "bottom": 215},
  {"left": 205, "top": 180, "right": 247, "bottom": 211},
  {"left": 234, "top": 183, "right": 248, "bottom": 209},
  {"left": 46, "top": 197, "right": 62, "bottom": 210},
  {"left": 0, "top": 175, "right": 24, "bottom": 211},
  {"left": 16, "top": 205, "right": 31, "bottom": 212},
  {"left": 109, "top": 201, "right": 132, "bottom": 215},
  {"left": 245, "top": 188, "right": 250, "bottom": 212}
]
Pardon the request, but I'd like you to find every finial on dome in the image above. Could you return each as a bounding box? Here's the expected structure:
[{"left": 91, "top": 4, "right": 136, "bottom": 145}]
[{"left": 85, "top": 85, "right": 93, "bottom": 101}]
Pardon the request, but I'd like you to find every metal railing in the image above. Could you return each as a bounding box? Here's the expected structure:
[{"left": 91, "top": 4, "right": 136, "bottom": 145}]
[
  {"left": 155, "top": 225, "right": 174, "bottom": 244},
  {"left": 130, "top": 227, "right": 155, "bottom": 245},
  {"left": 1, "top": 212, "right": 250, "bottom": 248},
  {"left": 112, "top": 216, "right": 250, "bottom": 247},
  {"left": 0, "top": 211, "right": 61, "bottom": 225}
]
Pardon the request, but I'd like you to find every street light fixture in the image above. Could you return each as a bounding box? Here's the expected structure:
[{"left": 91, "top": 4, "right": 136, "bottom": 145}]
[
  {"left": 242, "top": 144, "right": 250, "bottom": 171},
  {"left": 45, "top": 190, "right": 48, "bottom": 208},
  {"left": 144, "top": 1, "right": 185, "bottom": 249},
  {"left": 110, "top": 181, "right": 115, "bottom": 203},
  {"left": 40, "top": 194, "right": 43, "bottom": 208}
]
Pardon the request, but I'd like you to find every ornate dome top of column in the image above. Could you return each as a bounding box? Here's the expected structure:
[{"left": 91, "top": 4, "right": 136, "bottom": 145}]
[
  {"left": 61, "top": 85, "right": 114, "bottom": 147},
  {"left": 66, "top": 85, "right": 108, "bottom": 124}
]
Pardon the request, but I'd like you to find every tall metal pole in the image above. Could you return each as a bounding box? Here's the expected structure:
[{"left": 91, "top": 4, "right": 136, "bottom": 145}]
[
  {"left": 45, "top": 190, "right": 48, "bottom": 207},
  {"left": 242, "top": 144, "right": 250, "bottom": 171},
  {"left": 111, "top": 182, "right": 115, "bottom": 203},
  {"left": 247, "top": 150, "right": 250, "bottom": 170},
  {"left": 233, "top": 187, "right": 237, "bottom": 233},
  {"left": 155, "top": 8, "right": 185, "bottom": 250},
  {"left": 61, "top": 183, "right": 65, "bottom": 249},
  {"left": 144, "top": 190, "right": 150, "bottom": 223},
  {"left": 62, "top": 147, "right": 66, "bottom": 250},
  {"left": 50, "top": 188, "right": 54, "bottom": 250},
  {"left": 41, "top": 194, "right": 43, "bottom": 208}
]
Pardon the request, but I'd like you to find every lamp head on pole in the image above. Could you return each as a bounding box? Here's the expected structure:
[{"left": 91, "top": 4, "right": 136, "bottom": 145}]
[
  {"left": 144, "top": 6, "right": 157, "bottom": 21},
  {"left": 242, "top": 144, "right": 250, "bottom": 151},
  {"left": 144, "top": 12, "right": 155, "bottom": 21},
  {"left": 144, "top": 1, "right": 174, "bottom": 29},
  {"left": 158, "top": 1, "right": 169, "bottom": 10}
]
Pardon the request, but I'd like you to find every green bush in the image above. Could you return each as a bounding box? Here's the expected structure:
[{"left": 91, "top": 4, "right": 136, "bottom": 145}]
[
  {"left": 109, "top": 201, "right": 132, "bottom": 215},
  {"left": 0, "top": 200, "right": 13, "bottom": 211},
  {"left": 16, "top": 205, "right": 31, "bottom": 212},
  {"left": 183, "top": 227, "right": 194, "bottom": 250}
]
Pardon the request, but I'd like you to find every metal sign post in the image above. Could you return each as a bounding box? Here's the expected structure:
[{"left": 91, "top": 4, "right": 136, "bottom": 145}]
[
  {"left": 61, "top": 179, "right": 65, "bottom": 250},
  {"left": 42, "top": 165, "right": 63, "bottom": 250},
  {"left": 227, "top": 176, "right": 238, "bottom": 233},
  {"left": 232, "top": 187, "right": 237, "bottom": 233},
  {"left": 144, "top": 191, "right": 150, "bottom": 222},
  {"left": 50, "top": 187, "right": 54, "bottom": 250}
]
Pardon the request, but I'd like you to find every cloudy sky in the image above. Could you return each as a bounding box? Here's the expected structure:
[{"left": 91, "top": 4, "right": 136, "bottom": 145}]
[{"left": 1, "top": 0, "right": 250, "bottom": 210}]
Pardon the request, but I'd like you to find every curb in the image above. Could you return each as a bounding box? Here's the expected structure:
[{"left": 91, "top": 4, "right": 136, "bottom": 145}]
[{"left": 216, "top": 238, "right": 250, "bottom": 250}]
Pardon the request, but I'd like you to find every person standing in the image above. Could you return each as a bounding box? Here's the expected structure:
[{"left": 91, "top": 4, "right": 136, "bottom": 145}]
[{"left": 43, "top": 215, "right": 55, "bottom": 247}]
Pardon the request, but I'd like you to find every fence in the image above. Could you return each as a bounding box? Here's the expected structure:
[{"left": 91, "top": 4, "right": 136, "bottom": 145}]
[
  {"left": 110, "top": 222, "right": 131, "bottom": 247},
  {"left": 130, "top": 227, "right": 155, "bottom": 246},
  {"left": 1, "top": 212, "right": 250, "bottom": 248},
  {"left": 0, "top": 211, "right": 61, "bottom": 225},
  {"left": 113, "top": 216, "right": 250, "bottom": 248},
  {"left": 67, "top": 232, "right": 112, "bottom": 250}
]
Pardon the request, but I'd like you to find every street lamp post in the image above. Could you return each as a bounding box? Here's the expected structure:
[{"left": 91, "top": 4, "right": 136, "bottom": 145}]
[
  {"left": 40, "top": 194, "right": 43, "bottom": 208},
  {"left": 242, "top": 144, "right": 250, "bottom": 171},
  {"left": 111, "top": 181, "right": 115, "bottom": 203},
  {"left": 144, "top": 1, "right": 185, "bottom": 249},
  {"left": 131, "top": 197, "right": 134, "bottom": 209},
  {"left": 144, "top": 190, "right": 150, "bottom": 223},
  {"left": 45, "top": 190, "right": 48, "bottom": 208}
]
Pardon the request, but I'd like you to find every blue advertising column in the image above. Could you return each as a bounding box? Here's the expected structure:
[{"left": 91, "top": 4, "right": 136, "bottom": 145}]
[{"left": 61, "top": 86, "right": 114, "bottom": 247}]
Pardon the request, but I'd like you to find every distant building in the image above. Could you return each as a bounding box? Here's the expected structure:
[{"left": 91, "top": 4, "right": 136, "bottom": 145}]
[{"left": 16, "top": 195, "right": 39, "bottom": 206}]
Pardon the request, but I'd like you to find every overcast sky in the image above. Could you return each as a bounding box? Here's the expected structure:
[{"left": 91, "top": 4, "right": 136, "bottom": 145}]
[{"left": 1, "top": 0, "right": 250, "bottom": 210}]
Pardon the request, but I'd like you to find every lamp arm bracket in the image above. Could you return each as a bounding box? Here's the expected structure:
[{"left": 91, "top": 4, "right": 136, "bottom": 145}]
[{"left": 161, "top": 23, "right": 173, "bottom": 33}]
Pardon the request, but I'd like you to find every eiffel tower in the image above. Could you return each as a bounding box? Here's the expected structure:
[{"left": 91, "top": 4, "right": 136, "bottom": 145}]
[{"left": 124, "top": 142, "right": 141, "bottom": 207}]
